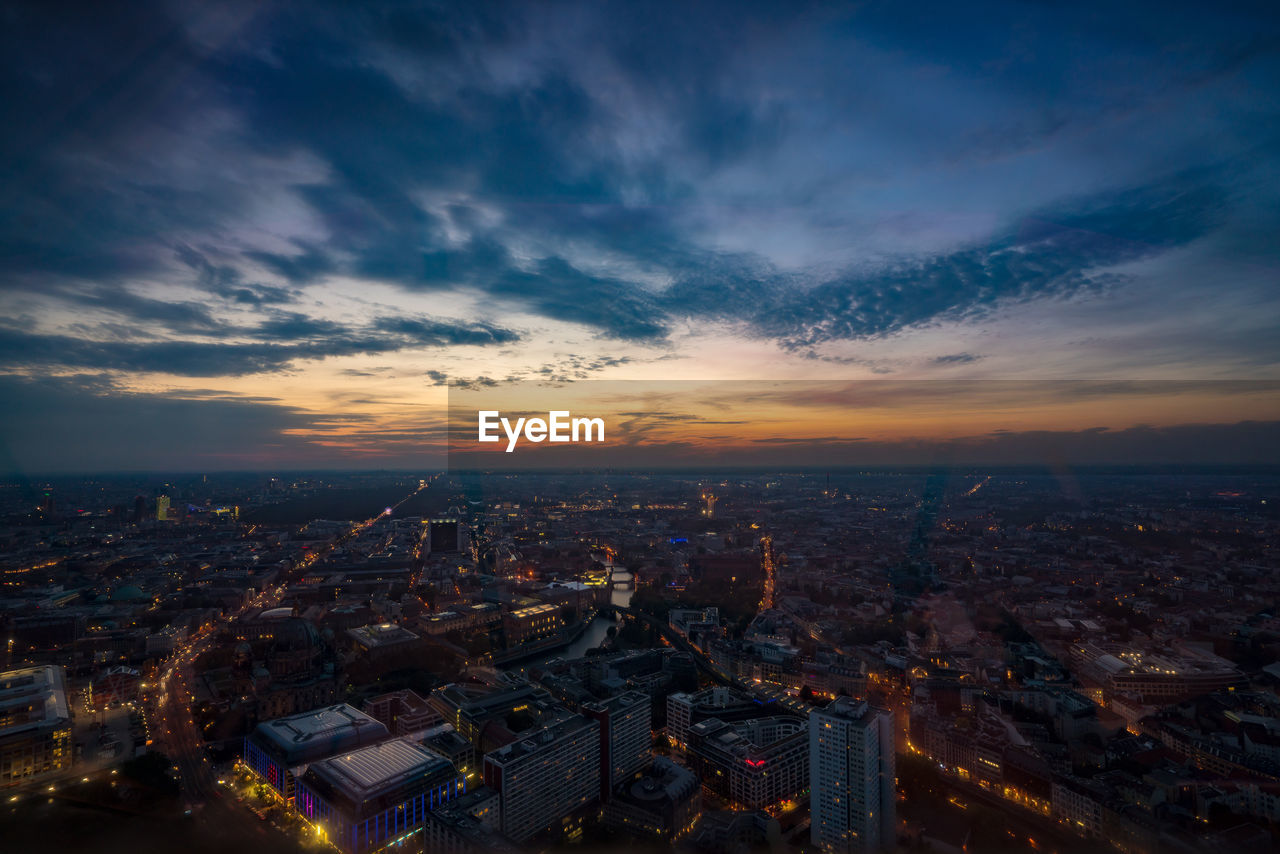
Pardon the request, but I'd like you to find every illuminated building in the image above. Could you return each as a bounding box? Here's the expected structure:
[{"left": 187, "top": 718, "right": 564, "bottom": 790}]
[
  {"left": 294, "top": 738, "right": 463, "bottom": 854},
  {"left": 1070, "top": 642, "right": 1246, "bottom": 704},
  {"left": 582, "top": 691, "right": 652, "bottom": 801},
  {"left": 601, "top": 756, "right": 702, "bottom": 843},
  {"left": 419, "top": 603, "right": 502, "bottom": 637},
  {"left": 810, "top": 698, "right": 895, "bottom": 853},
  {"left": 502, "top": 603, "right": 562, "bottom": 645},
  {"left": 0, "top": 665, "right": 71, "bottom": 784},
  {"left": 685, "top": 716, "right": 808, "bottom": 810},
  {"left": 156, "top": 495, "right": 170, "bottom": 521},
  {"left": 482, "top": 714, "right": 601, "bottom": 843},
  {"left": 244, "top": 703, "right": 389, "bottom": 802}
]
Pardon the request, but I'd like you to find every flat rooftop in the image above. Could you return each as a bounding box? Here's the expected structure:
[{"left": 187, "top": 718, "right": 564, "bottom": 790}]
[
  {"left": 486, "top": 714, "right": 596, "bottom": 765},
  {"left": 509, "top": 602, "right": 557, "bottom": 618},
  {"left": 348, "top": 623, "right": 419, "bottom": 647},
  {"left": 252, "top": 703, "right": 389, "bottom": 764},
  {"left": 824, "top": 696, "right": 868, "bottom": 717},
  {"left": 0, "top": 665, "right": 69, "bottom": 738},
  {"left": 309, "top": 738, "right": 454, "bottom": 801}
]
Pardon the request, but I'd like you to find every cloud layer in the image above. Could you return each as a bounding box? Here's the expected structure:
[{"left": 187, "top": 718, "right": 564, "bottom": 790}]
[{"left": 1, "top": 0, "right": 1277, "bottom": 469}]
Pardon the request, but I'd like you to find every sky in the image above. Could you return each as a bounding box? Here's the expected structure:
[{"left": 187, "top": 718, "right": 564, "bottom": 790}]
[{"left": 1, "top": 0, "right": 1278, "bottom": 472}]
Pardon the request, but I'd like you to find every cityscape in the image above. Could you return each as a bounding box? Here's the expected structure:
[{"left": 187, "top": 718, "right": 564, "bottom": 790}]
[
  {"left": 2, "top": 1, "right": 1280, "bottom": 853},
  {"left": 2, "top": 469, "right": 1279, "bottom": 853}
]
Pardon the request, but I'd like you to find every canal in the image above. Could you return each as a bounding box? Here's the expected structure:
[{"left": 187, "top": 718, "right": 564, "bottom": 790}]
[{"left": 528, "top": 569, "right": 634, "bottom": 665}]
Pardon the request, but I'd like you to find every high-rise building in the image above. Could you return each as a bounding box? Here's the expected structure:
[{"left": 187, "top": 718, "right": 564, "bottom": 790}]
[
  {"left": 156, "top": 495, "right": 170, "bottom": 521},
  {"left": 583, "top": 691, "right": 652, "bottom": 801},
  {"left": 809, "top": 698, "right": 895, "bottom": 853},
  {"left": 482, "top": 715, "right": 601, "bottom": 843}
]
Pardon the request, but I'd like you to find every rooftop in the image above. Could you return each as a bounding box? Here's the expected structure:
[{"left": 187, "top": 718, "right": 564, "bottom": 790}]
[
  {"left": 813, "top": 696, "right": 878, "bottom": 723},
  {"left": 486, "top": 714, "right": 596, "bottom": 765},
  {"left": 510, "top": 602, "right": 557, "bottom": 618},
  {"left": 251, "top": 703, "right": 388, "bottom": 763},
  {"left": 0, "top": 666, "right": 69, "bottom": 737},
  {"left": 348, "top": 623, "right": 419, "bottom": 647},
  {"left": 307, "top": 738, "right": 454, "bottom": 801}
]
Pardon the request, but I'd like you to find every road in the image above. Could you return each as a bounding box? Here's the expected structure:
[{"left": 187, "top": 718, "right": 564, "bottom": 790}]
[{"left": 150, "top": 482, "right": 427, "bottom": 815}]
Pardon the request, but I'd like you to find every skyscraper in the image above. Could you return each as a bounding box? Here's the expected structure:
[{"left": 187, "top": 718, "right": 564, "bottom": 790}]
[
  {"left": 482, "top": 715, "right": 601, "bottom": 843},
  {"left": 583, "top": 691, "right": 652, "bottom": 801},
  {"left": 809, "top": 698, "right": 895, "bottom": 853},
  {"left": 156, "top": 495, "right": 170, "bottom": 521}
]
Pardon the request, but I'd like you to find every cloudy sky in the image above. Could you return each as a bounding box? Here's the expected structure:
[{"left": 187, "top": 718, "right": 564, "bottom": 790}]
[{"left": 1, "top": 1, "right": 1278, "bottom": 471}]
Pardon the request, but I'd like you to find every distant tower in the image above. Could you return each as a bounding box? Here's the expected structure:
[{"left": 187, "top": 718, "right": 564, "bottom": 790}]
[
  {"left": 702, "top": 491, "right": 716, "bottom": 518},
  {"left": 133, "top": 495, "right": 147, "bottom": 523},
  {"left": 810, "top": 698, "right": 896, "bottom": 853},
  {"left": 156, "top": 495, "right": 170, "bottom": 521}
]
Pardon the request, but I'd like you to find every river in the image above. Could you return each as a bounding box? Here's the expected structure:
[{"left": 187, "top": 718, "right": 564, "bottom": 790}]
[{"left": 529, "top": 569, "right": 634, "bottom": 664}]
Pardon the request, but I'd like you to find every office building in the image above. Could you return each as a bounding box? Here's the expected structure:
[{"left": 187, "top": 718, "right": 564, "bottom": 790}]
[
  {"left": 810, "top": 698, "right": 895, "bottom": 853},
  {"left": 0, "top": 665, "right": 72, "bottom": 784},
  {"left": 583, "top": 691, "right": 652, "bottom": 801},
  {"left": 502, "top": 603, "right": 562, "bottom": 645},
  {"left": 482, "top": 715, "right": 601, "bottom": 843}
]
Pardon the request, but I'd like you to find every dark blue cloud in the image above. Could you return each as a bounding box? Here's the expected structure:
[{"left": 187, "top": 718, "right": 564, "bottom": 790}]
[
  {"left": 0, "top": 313, "right": 521, "bottom": 377},
  {"left": 0, "top": 0, "right": 1275, "bottom": 370}
]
